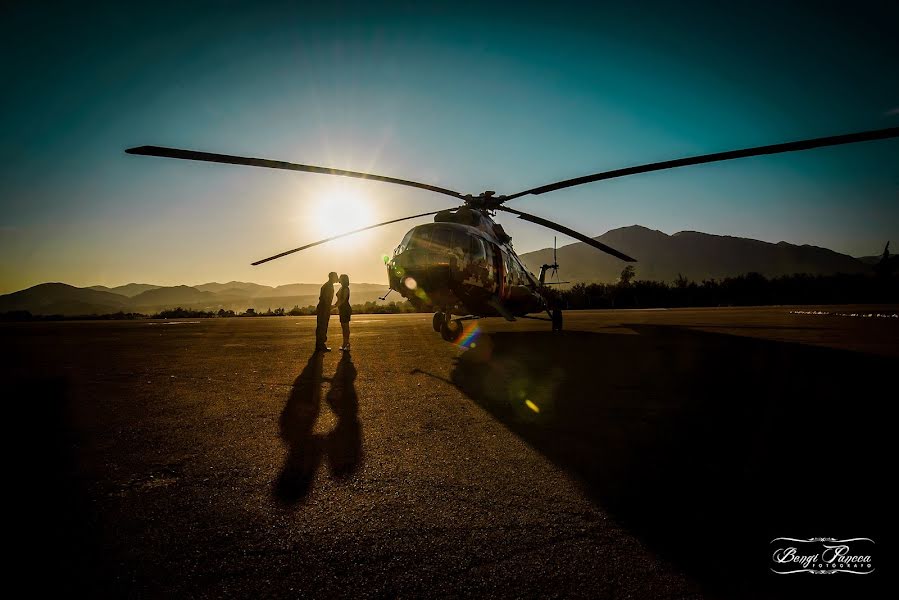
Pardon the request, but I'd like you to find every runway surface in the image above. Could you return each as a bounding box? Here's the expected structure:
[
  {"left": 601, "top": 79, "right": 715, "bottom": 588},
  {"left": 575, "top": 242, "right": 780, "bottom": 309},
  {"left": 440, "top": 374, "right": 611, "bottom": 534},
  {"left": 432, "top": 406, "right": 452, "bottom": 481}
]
[{"left": 4, "top": 306, "right": 894, "bottom": 598}]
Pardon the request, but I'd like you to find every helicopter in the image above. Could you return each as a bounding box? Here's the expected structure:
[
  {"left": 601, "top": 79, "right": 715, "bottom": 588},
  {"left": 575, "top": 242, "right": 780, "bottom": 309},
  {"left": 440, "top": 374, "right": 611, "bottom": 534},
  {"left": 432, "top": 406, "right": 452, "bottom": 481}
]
[{"left": 126, "top": 126, "right": 897, "bottom": 343}]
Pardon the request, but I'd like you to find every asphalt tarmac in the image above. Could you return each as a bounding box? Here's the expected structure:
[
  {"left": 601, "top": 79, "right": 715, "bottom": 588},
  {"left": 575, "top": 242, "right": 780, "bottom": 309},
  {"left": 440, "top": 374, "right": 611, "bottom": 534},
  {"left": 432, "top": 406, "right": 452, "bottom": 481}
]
[{"left": 4, "top": 306, "right": 894, "bottom": 598}]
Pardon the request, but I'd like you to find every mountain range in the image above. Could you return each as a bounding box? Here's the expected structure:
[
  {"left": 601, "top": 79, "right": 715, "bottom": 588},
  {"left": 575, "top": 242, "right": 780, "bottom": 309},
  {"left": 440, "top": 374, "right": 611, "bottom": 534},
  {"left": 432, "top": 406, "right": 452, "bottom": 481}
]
[
  {"left": 1, "top": 281, "right": 390, "bottom": 316},
  {"left": 519, "top": 225, "right": 884, "bottom": 284},
  {"left": 2, "top": 226, "right": 890, "bottom": 315}
]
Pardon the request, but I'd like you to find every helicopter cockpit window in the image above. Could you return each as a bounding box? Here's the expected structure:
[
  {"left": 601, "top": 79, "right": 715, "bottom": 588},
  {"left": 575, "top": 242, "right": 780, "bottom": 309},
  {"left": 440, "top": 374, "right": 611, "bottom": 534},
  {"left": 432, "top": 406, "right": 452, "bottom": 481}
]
[
  {"left": 502, "top": 253, "right": 528, "bottom": 286},
  {"left": 400, "top": 228, "right": 431, "bottom": 252},
  {"left": 512, "top": 257, "right": 531, "bottom": 285},
  {"left": 503, "top": 253, "right": 515, "bottom": 285},
  {"left": 469, "top": 237, "right": 486, "bottom": 262},
  {"left": 411, "top": 228, "right": 431, "bottom": 248},
  {"left": 429, "top": 227, "right": 454, "bottom": 251},
  {"left": 395, "top": 230, "right": 415, "bottom": 254}
]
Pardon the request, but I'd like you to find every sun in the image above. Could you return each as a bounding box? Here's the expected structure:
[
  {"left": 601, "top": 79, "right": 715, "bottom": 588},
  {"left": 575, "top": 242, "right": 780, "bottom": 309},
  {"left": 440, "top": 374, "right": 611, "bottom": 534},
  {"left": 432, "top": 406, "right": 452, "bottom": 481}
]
[{"left": 307, "top": 180, "right": 377, "bottom": 241}]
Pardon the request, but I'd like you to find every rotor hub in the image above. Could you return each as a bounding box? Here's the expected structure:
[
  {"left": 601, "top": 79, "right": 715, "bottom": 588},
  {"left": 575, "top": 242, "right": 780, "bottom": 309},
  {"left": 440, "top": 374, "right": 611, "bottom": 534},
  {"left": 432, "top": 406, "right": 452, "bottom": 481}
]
[{"left": 464, "top": 190, "right": 506, "bottom": 210}]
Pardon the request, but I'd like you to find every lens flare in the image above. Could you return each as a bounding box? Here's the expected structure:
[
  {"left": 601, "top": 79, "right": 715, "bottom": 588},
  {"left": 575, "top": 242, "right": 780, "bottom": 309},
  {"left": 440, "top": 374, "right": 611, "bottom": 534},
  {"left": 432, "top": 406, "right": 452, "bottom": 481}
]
[
  {"left": 457, "top": 321, "right": 481, "bottom": 349},
  {"left": 404, "top": 277, "right": 417, "bottom": 290},
  {"left": 525, "top": 399, "right": 540, "bottom": 413}
]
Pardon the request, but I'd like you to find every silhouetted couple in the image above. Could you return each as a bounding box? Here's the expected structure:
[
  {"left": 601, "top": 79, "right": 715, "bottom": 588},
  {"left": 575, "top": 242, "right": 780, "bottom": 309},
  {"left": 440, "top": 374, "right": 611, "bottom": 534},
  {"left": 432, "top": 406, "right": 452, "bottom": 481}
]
[{"left": 315, "top": 271, "right": 353, "bottom": 352}]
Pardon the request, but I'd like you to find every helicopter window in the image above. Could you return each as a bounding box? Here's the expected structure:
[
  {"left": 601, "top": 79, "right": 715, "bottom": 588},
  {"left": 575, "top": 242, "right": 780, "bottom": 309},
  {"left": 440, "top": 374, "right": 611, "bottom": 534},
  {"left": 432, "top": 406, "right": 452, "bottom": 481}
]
[
  {"left": 503, "top": 253, "right": 515, "bottom": 285},
  {"left": 469, "top": 237, "right": 486, "bottom": 262},
  {"left": 396, "top": 229, "right": 415, "bottom": 254},
  {"left": 412, "top": 228, "right": 431, "bottom": 247},
  {"left": 504, "top": 254, "right": 528, "bottom": 286},
  {"left": 399, "top": 228, "right": 431, "bottom": 252},
  {"left": 511, "top": 256, "right": 529, "bottom": 284},
  {"left": 429, "top": 228, "right": 454, "bottom": 250}
]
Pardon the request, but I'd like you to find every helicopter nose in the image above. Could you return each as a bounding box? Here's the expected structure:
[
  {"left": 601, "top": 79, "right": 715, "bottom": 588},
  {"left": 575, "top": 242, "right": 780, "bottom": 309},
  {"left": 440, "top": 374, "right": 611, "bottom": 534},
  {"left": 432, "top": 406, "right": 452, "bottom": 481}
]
[
  {"left": 388, "top": 259, "right": 422, "bottom": 290},
  {"left": 388, "top": 250, "right": 441, "bottom": 293}
]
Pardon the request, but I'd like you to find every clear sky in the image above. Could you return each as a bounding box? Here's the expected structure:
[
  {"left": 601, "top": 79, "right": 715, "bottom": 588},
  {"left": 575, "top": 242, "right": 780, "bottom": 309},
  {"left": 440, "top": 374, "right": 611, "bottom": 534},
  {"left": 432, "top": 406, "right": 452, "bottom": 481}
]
[{"left": 1, "top": 0, "right": 896, "bottom": 293}]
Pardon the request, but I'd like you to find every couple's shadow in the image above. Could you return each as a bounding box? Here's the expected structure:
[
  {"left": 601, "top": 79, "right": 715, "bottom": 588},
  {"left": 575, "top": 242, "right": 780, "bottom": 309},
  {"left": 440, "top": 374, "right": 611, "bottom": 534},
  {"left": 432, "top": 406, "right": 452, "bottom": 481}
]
[{"left": 274, "top": 351, "right": 363, "bottom": 505}]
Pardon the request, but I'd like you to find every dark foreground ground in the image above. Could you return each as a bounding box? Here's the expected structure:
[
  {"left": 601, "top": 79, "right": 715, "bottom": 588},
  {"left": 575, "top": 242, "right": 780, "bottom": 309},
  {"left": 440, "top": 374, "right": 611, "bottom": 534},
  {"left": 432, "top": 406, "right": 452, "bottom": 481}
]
[{"left": 3, "top": 306, "right": 894, "bottom": 598}]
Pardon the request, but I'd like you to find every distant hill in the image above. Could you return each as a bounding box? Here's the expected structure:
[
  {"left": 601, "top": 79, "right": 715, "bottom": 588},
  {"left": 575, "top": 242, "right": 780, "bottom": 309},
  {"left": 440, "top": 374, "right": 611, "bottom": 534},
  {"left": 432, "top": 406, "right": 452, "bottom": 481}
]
[
  {"left": 1, "top": 281, "right": 391, "bottom": 315},
  {"left": 268, "top": 283, "right": 328, "bottom": 297},
  {"left": 519, "top": 225, "right": 872, "bottom": 283},
  {"left": 0, "top": 283, "right": 128, "bottom": 315},
  {"left": 193, "top": 281, "right": 276, "bottom": 296},
  {"left": 87, "top": 283, "right": 162, "bottom": 297},
  {"left": 193, "top": 281, "right": 388, "bottom": 298},
  {"left": 129, "top": 285, "right": 219, "bottom": 308}
]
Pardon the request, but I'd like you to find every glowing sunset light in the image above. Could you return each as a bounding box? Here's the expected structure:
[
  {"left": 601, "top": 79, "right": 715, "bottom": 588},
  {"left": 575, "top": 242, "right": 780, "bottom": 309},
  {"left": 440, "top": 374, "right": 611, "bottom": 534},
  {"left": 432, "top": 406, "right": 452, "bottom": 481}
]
[{"left": 306, "top": 180, "right": 378, "bottom": 242}]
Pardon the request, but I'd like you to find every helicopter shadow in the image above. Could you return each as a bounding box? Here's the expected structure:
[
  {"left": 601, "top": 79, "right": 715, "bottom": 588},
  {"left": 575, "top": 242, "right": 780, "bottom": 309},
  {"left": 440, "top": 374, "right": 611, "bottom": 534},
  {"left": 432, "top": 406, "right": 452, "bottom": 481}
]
[
  {"left": 446, "top": 326, "right": 889, "bottom": 597},
  {"left": 275, "top": 351, "right": 363, "bottom": 505}
]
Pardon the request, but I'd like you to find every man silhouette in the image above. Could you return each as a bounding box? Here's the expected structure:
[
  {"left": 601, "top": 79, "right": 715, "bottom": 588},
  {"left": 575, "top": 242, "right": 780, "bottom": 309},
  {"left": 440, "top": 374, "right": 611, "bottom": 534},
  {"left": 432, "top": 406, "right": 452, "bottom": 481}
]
[{"left": 315, "top": 272, "right": 339, "bottom": 351}]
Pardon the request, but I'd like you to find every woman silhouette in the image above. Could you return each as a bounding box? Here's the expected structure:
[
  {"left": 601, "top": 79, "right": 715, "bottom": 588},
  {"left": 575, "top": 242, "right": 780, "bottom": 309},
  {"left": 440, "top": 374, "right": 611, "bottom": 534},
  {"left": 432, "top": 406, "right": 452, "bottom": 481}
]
[{"left": 336, "top": 274, "right": 353, "bottom": 351}]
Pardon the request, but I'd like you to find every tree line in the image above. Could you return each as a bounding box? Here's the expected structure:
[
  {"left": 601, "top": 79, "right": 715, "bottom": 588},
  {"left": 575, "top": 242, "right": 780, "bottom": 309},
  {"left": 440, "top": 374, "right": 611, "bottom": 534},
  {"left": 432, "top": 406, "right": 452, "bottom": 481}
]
[
  {"left": 541, "top": 268, "right": 898, "bottom": 310},
  {"left": 1, "top": 300, "right": 425, "bottom": 321},
  {"left": 2, "top": 270, "right": 896, "bottom": 322}
]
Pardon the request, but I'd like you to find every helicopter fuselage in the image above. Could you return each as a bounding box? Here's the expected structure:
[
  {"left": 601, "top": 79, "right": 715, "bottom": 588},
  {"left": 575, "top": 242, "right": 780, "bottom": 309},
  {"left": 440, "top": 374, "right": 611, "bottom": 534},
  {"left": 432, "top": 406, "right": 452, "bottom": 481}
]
[{"left": 387, "top": 208, "right": 546, "bottom": 319}]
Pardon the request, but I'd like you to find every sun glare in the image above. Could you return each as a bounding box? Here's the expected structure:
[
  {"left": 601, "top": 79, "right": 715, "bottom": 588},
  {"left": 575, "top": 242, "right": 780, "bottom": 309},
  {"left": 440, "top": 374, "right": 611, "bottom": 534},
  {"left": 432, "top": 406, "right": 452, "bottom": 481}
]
[{"left": 306, "top": 180, "right": 377, "bottom": 242}]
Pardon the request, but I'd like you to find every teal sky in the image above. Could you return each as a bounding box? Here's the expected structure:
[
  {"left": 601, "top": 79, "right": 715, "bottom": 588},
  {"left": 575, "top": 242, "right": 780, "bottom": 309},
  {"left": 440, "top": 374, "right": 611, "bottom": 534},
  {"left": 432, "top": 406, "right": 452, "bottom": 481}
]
[{"left": 1, "top": 1, "right": 897, "bottom": 293}]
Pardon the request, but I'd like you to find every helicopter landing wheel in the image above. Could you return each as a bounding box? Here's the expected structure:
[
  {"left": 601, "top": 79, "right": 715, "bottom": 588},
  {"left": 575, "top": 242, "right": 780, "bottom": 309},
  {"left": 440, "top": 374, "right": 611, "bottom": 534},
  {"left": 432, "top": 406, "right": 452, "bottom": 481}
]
[
  {"left": 440, "top": 319, "right": 463, "bottom": 343},
  {"left": 432, "top": 311, "right": 445, "bottom": 332},
  {"left": 551, "top": 308, "right": 563, "bottom": 332}
]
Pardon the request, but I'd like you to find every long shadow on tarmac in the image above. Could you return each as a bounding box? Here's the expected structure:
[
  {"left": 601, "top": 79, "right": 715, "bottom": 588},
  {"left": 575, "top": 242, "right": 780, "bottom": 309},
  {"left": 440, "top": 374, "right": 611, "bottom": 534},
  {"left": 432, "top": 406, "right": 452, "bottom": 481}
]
[
  {"left": 325, "top": 352, "right": 364, "bottom": 479},
  {"left": 13, "top": 376, "right": 102, "bottom": 593},
  {"left": 449, "top": 326, "right": 888, "bottom": 598},
  {"left": 275, "top": 351, "right": 362, "bottom": 505},
  {"left": 276, "top": 352, "right": 326, "bottom": 503}
]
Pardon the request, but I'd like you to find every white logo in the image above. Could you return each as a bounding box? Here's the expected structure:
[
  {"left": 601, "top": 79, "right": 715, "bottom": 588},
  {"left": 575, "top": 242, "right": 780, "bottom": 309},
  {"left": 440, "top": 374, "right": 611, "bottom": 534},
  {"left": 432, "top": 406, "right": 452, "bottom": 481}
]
[{"left": 770, "top": 538, "right": 875, "bottom": 575}]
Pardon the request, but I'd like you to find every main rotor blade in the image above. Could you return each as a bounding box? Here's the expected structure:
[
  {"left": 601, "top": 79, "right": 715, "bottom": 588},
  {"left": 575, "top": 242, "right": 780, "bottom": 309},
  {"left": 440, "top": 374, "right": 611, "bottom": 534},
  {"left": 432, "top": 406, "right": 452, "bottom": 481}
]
[
  {"left": 496, "top": 206, "right": 636, "bottom": 262},
  {"left": 251, "top": 208, "right": 458, "bottom": 265},
  {"left": 503, "top": 126, "right": 899, "bottom": 200},
  {"left": 125, "top": 145, "right": 465, "bottom": 200}
]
